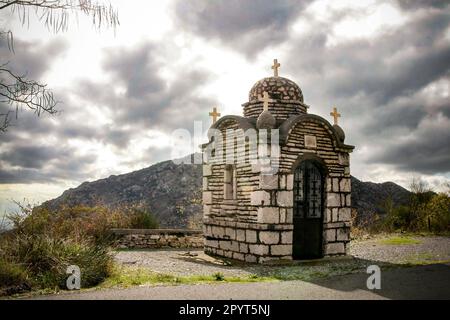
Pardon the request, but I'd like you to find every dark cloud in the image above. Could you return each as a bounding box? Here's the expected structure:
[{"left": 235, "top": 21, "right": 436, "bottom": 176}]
[
  {"left": 90, "top": 43, "right": 217, "bottom": 133},
  {"left": 0, "top": 37, "right": 68, "bottom": 79},
  {"left": 396, "top": 0, "right": 450, "bottom": 10},
  {"left": 371, "top": 115, "right": 450, "bottom": 174},
  {"left": 282, "top": 5, "right": 450, "bottom": 176},
  {"left": 1, "top": 145, "right": 69, "bottom": 169},
  {"left": 287, "top": 10, "right": 450, "bottom": 105},
  {"left": 173, "top": 0, "right": 307, "bottom": 56}
]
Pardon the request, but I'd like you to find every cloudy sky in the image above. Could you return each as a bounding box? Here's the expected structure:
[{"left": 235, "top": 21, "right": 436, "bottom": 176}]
[{"left": 0, "top": 0, "right": 449, "bottom": 214}]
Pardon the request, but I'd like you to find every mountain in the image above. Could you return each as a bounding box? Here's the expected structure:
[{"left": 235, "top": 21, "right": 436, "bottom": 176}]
[
  {"left": 351, "top": 176, "right": 411, "bottom": 222},
  {"left": 44, "top": 158, "right": 203, "bottom": 228},
  {"left": 43, "top": 156, "right": 411, "bottom": 228}
]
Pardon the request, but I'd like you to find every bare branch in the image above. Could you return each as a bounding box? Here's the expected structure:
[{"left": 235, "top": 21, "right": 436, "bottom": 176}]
[
  {"left": 1, "top": 0, "right": 119, "bottom": 33},
  {"left": 0, "top": 63, "right": 58, "bottom": 131},
  {"left": 0, "top": 1, "right": 119, "bottom": 132}
]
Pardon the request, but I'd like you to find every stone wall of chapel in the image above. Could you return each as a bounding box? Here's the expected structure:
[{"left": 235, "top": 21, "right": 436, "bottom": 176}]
[
  {"left": 203, "top": 120, "right": 259, "bottom": 223},
  {"left": 281, "top": 119, "right": 352, "bottom": 255}
]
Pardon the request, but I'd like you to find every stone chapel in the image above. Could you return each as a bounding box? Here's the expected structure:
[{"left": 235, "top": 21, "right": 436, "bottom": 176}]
[{"left": 201, "top": 60, "right": 354, "bottom": 263}]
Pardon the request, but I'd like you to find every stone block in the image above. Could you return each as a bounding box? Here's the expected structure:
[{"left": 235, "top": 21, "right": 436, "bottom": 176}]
[
  {"left": 326, "top": 208, "right": 332, "bottom": 223},
  {"left": 202, "top": 177, "right": 209, "bottom": 191},
  {"left": 326, "top": 177, "right": 332, "bottom": 192},
  {"left": 225, "top": 228, "right": 236, "bottom": 239},
  {"left": 271, "top": 245, "right": 291, "bottom": 256},
  {"left": 250, "top": 190, "right": 271, "bottom": 206},
  {"left": 332, "top": 178, "right": 339, "bottom": 192},
  {"left": 248, "top": 244, "right": 269, "bottom": 255},
  {"left": 285, "top": 208, "right": 293, "bottom": 223},
  {"left": 260, "top": 174, "right": 278, "bottom": 190},
  {"left": 233, "top": 252, "right": 245, "bottom": 261},
  {"left": 327, "top": 193, "right": 340, "bottom": 207},
  {"left": 203, "top": 164, "right": 212, "bottom": 176},
  {"left": 257, "top": 207, "right": 279, "bottom": 224},
  {"left": 281, "top": 231, "right": 293, "bottom": 244},
  {"left": 246, "top": 230, "right": 257, "bottom": 243},
  {"left": 346, "top": 194, "right": 351, "bottom": 207},
  {"left": 206, "top": 239, "right": 219, "bottom": 248},
  {"left": 251, "top": 163, "right": 261, "bottom": 173},
  {"left": 325, "top": 243, "right": 345, "bottom": 255},
  {"left": 277, "top": 191, "right": 293, "bottom": 207},
  {"left": 339, "top": 208, "right": 351, "bottom": 222},
  {"left": 236, "top": 229, "right": 246, "bottom": 242},
  {"left": 340, "top": 178, "right": 351, "bottom": 192},
  {"left": 230, "top": 241, "right": 239, "bottom": 252},
  {"left": 245, "top": 254, "right": 257, "bottom": 263},
  {"left": 212, "top": 226, "right": 225, "bottom": 238},
  {"left": 279, "top": 175, "right": 286, "bottom": 189},
  {"left": 332, "top": 208, "right": 339, "bottom": 222},
  {"left": 203, "top": 191, "right": 213, "bottom": 205},
  {"left": 325, "top": 229, "right": 336, "bottom": 242},
  {"left": 279, "top": 208, "right": 286, "bottom": 223},
  {"left": 286, "top": 174, "right": 294, "bottom": 190},
  {"left": 259, "top": 231, "right": 279, "bottom": 244},
  {"left": 203, "top": 205, "right": 211, "bottom": 216},
  {"left": 219, "top": 240, "right": 230, "bottom": 250},
  {"left": 239, "top": 243, "right": 249, "bottom": 253},
  {"left": 337, "top": 228, "right": 349, "bottom": 241}
]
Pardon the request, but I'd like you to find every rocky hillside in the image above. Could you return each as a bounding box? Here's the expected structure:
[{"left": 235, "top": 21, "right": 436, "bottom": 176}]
[
  {"left": 44, "top": 159, "right": 203, "bottom": 228},
  {"left": 351, "top": 176, "right": 411, "bottom": 222},
  {"left": 44, "top": 157, "right": 411, "bottom": 228}
]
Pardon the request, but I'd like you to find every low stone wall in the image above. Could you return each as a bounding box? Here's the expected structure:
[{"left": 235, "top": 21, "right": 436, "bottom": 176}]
[{"left": 111, "top": 229, "right": 204, "bottom": 249}]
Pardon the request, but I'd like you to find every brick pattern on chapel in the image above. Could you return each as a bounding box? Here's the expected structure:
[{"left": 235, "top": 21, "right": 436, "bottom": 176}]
[{"left": 202, "top": 69, "right": 354, "bottom": 263}]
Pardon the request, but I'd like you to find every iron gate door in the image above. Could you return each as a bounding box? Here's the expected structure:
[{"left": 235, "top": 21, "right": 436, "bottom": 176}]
[{"left": 293, "top": 161, "right": 324, "bottom": 259}]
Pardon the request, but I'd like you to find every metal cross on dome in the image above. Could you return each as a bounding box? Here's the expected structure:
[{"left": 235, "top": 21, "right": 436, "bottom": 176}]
[
  {"left": 209, "top": 107, "right": 221, "bottom": 124},
  {"left": 330, "top": 107, "right": 341, "bottom": 125},
  {"left": 271, "top": 59, "right": 281, "bottom": 77}
]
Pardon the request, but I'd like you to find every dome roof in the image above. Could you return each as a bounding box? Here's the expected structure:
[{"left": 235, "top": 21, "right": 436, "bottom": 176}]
[
  {"left": 249, "top": 76, "right": 303, "bottom": 103},
  {"left": 256, "top": 110, "right": 276, "bottom": 129},
  {"left": 333, "top": 124, "right": 346, "bottom": 142}
]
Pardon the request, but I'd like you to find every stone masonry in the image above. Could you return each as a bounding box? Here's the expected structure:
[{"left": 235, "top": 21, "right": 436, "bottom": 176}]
[{"left": 202, "top": 60, "right": 354, "bottom": 263}]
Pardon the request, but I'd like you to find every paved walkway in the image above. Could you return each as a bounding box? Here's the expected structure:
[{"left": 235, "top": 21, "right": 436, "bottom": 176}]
[{"left": 30, "top": 263, "right": 450, "bottom": 300}]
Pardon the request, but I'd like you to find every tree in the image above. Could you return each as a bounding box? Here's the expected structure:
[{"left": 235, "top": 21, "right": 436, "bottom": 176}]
[{"left": 0, "top": 0, "right": 119, "bottom": 132}]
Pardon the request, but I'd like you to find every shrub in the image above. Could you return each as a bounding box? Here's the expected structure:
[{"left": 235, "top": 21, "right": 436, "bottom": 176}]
[
  {"left": 213, "top": 272, "right": 225, "bottom": 281},
  {"left": 0, "top": 234, "right": 113, "bottom": 291},
  {"left": 129, "top": 209, "right": 159, "bottom": 229},
  {"left": 0, "top": 259, "right": 30, "bottom": 290}
]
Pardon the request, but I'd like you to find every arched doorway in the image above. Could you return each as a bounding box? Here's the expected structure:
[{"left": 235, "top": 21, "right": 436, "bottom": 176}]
[{"left": 293, "top": 160, "right": 324, "bottom": 259}]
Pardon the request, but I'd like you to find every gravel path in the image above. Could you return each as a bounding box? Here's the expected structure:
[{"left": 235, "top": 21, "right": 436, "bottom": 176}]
[
  {"left": 114, "top": 235, "right": 450, "bottom": 278},
  {"left": 349, "top": 235, "right": 450, "bottom": 264}
]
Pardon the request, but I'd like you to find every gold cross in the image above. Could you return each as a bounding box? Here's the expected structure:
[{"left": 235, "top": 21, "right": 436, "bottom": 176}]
[
  {"left": 271, "top": 59, "right": 281, "bottom": 77},
  {"left": 330, "top": 107, "right": 341, "bottom": 125},
  {"left": 259, "top": 91, "right": 275, "bottom": 112},
  {"left": 209, "top": 107, "right": 221, "bottom": 124}
]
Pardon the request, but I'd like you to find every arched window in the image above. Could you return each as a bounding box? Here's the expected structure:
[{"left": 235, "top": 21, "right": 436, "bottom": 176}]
[{"left": 224, "top": 164, "right": 237, "bottom": 200}]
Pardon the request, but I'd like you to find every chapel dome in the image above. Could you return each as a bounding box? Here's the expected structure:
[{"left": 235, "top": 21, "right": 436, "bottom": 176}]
[
  {"left": 248, "top": 76, "right": 303, "bottom": 103},
  {"left": 333, "top": 124, "right": 346, "bottom": 142}
]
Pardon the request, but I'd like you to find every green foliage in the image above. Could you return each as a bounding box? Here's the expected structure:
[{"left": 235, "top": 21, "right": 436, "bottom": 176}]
[
  {"left": 378, "top": 236, "right": 421, "bottom": 245},
  {"left": 213, "top": 272, "right": 225, "bottom": 281},
  {"left": 0, "top": 259, "right": 30, "bottom": 289},
  {"left": 0, "top": 203, "right": 127, "bottom": 295},
  {"left": 102, "top": 266, "right": 274, "bottom": 288},
  {"left": 129, "top": 209, "right": 159, "bottom": 229},
  {"left": 0, "top": 234, "right": 113, "bottom": 292},
  {"left": 370, "top": 179, "right": 450, "bottom": 233}
]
